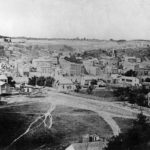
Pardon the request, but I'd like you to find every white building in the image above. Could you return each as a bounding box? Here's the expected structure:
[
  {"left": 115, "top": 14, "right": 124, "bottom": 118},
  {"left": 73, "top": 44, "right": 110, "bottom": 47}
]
[
  {"left": 59, "top": 57, "right": 83, "bottom": 76},
  {"left": 83, "top": 58, "right": 102, "bottom": 76},
  {"left": 55, "top": 77, "right": 75, "bottom": 92},
  {"left": 32, "top": 57, "right": 58, "bottom": 77},
  {"left": 81, "top": 76, "right": 97, "bottom": 87},
  {"left": 0, "top": 75, "right": 11, "bottom": 95},
  {"left": 111, "top": 75, "right": 140, "bottom": 87},
  {"left": 66, "top": 141, "right": 105, "bottom": 150}
]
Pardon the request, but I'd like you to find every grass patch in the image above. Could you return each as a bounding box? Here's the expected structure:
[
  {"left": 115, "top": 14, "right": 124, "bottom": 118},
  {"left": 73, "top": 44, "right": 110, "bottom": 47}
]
[
  {"left": 113, "top": 117, "right": 134, "bottom": 133},
  {"left": 0, "top": 104, "right": 112, "bottom": 150}
]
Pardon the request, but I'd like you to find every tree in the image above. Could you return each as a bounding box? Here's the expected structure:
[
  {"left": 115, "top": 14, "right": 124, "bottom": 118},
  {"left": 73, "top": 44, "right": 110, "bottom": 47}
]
[
  {"left": 7, "top": 76, "right": 16, "bottom": 87},
  {"left": 105, "top": 113, "right": 150, "bottom": 150},
  {"left": 145, "top": 78, "right": 150, "bottom": 82},
  {"left": 124, "top": 70, "right": 137, "bottom": 77},
  {"left": 91, "top": 79, "right": 97, "bottom": 85},
  {"left": 87, "top": 84, "right": 94, "bottom": 94},
  {"left": 28, "top": 76, "right": 37, "bottom": 86},
  {"left": 45, "top": 77, "right": 55, "bottom": 87},
  {"left": 74, "top": 84, "right": 81, "bottom": 93},
  {"left": 113, "top": 87, "right": 148, "bottom": 107},
  {"left": 28, "top": 76, "right": 55, "bottom": 87},
  {"left": 37, "top": 76, "right": 46, "bottom": 86}
]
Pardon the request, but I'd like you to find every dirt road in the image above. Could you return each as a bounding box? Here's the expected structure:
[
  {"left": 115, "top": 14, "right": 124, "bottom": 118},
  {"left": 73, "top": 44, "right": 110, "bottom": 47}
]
[{"left": 2, "top": 90, "right": 150, "bottom": 136}]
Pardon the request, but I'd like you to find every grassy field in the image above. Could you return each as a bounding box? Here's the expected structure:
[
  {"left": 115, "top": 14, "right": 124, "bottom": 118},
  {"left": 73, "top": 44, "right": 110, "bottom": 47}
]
[
  {"left": 76, "top": 89, "right": 115, "bottom": 102},
  {"left": 0, "top": 103, "right": 112, "bottom": 150},
  {"left": 113, "top": 117, "right": 134, "bottom": 133}
]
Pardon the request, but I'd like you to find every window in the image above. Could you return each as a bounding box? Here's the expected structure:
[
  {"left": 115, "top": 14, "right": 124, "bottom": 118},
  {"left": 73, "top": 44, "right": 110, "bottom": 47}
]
[{"left": 126, "top": 79, "right": 132, "bottom": 82}]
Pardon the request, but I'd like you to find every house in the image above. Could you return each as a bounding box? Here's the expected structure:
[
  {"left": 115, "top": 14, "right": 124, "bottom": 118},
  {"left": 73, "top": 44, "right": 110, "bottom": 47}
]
[
  {"left": 82, "top": 134, "right": 101, "bottom": 143},
  {"left": 55, "top": 77, "right": 75, "bottom": 92},
  {"left": 20, "top": 84, "right": 33, "bottom": 93},
  {"left": 65, "top": 141, "right": 106, "bottom": 150},
  {"left": 81, "top": 76, "right": 97, "bottom": 87},
  {"left": 20, "top": 84, "right": 40, "bottom": 94},
  {"left": 0, "top": 74, "right": 8, "bottom": 83},
  {"left": 111, "top": 75, "right": 140, "bottom": 87},
  {"left": 0, "top": 81, "right": 11, "bottom": 95}
]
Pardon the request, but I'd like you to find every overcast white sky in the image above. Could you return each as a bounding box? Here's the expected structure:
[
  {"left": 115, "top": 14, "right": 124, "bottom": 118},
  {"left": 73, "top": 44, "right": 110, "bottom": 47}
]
[{"left": 0, "top": 0, "right": 150, "bottom": 39}]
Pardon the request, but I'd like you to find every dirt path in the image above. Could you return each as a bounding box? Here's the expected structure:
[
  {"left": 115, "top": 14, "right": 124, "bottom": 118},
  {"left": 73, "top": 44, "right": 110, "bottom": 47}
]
[{"left": 2, "top": 91, "right": 150, "bottom": 136}]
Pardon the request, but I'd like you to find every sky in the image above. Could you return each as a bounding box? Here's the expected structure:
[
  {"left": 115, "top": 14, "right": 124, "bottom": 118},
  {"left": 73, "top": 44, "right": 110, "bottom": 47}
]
[{"left": 0, "top": 0, "right": 150, "bottom": 39}]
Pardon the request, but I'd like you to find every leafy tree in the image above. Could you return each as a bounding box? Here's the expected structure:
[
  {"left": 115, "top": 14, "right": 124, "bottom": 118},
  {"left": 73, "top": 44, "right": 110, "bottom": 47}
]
[
  {"left": 7, "top": 76, "right": 16, "bottom": 87},
  {"left": 114, "top": 87, "right": 149, "bottom": 107},
  {"left": 37, "top": 76, "right": 46, "bottom": 86},
  {"left": 124, "top": 70, "right": 137, "bottom": 77},
  {"left": 74, "top": 84, "right": 81, "bottom": 93},
  {"left": 87, "top": 84, "right": 94, "bottom": 94},
  {"left": 28, "top": 76, "right": 37, "bottom": 86},
  {"left": 45, "top": 77, "right": 55, "bottom": 87},
  {"left": 105, "top": 113, "right": 150, "bottom": 150},
  {"left": 28, "top": 76, "right": 55, "bottom": 87},
  {"left": 145, "top": 78, "right": 150, "bottom": 82},
  {"left": 91, "top": 79, "right": 97, "bottom": 85}
]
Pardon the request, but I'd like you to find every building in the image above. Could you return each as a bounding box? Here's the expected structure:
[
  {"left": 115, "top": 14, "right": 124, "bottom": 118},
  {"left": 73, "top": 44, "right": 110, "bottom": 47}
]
[
  {"left": 111, "top": 75, "right": 140, "bottom": 87},
  {"left": 83, "top": 58, "right": 99, "bottom": 67},
  {"left": 13, "top": 76, "right": 28, "bottom": 84},
  {"left": 135, "top": 64, "right": 150, "bottom": 76},
  {"left": 123, "top": 56, "right": 137, "bottom": 63},
  {"left": 100, "top": 56, "right": 119, "bottom": 67},
  {"left": 120, "top": 56, "right": 141, "bottom": 73},
  {"left": 65, "top": 141, "right": 105, "bottom": 150},
  {"left": 83, "top": 58, "right": 102, "bottom": 76},
  {"left": 20, "top": 84, "right": 40, "bottom": 94},
  {"left": 32, "top": 57, "right": 58, "bottom": 77},
  {"left": 55, "top": 76, "right": 75, "bottom": 92},
  {"left": 81, "top": 76, "right": 97, "bottom": 87},
  {"left": 0, "top": 81, "right": 11, "bottom": 95},
  {"left": 59, "top": 57, "right": 83, "bottom": 76}
]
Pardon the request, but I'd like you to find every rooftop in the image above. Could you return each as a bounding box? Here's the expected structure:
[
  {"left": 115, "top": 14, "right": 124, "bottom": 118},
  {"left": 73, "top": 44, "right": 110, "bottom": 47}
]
[{"left": 66, "top": 141, "right": 105, "bottom": 150}]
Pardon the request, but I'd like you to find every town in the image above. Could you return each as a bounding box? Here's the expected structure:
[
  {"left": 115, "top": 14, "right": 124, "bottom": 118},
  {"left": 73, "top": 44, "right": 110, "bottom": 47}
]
[
  {"left": 1, "top": 0, "right": 150, "bottom": 149},
  {"left": 1, "top": 38, "right": 150, "bottom": 104},
  {"left": 0, "top": 37, "right": 150, "bottom": 149}
]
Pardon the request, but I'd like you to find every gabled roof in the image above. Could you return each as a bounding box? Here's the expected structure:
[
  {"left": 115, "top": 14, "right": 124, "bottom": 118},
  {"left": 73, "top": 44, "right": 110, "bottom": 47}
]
[
  {"left": 0, "top": 74, "right": 7, "bottom": 80},
  {"left": 67, "top": 141, "right": 105, "bottom": 150},
  {"left": 56, "top": 76, "right": 73, "bottom": 84},
  {"left": 0, "top": 81, "right": 5, "bottom": 86}
]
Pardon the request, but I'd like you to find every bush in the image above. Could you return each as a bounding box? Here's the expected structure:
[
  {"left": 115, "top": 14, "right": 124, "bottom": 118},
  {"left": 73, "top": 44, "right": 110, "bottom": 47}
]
[
  {"left": 113, "top": 87, "right": 149, "bottom": 107},
  {"left": 124, "top": 70, "right": 137, "bottom": 77},
  {"left": 105, "top": 113, "right": 150, "bottom": 150},
  {"left": 28, "top": 76, "right": 55, "bottom": 87},
  {"left": 145, "top": 78, "right": 150, "bottom": 82},
  {"left": 8, "top": 76, "right": 16, "bottom": 87},
  {"left": 87, "top": 84, "right": 94, "bottom": 94},
  {"left": 74, "top": 84, "right": 81, "bottom": 93}
]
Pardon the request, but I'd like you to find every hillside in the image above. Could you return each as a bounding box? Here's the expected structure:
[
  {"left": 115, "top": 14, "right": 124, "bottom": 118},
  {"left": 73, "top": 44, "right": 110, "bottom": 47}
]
[{"left": 1, "top": 37, "right": 150, "bottom": 59}]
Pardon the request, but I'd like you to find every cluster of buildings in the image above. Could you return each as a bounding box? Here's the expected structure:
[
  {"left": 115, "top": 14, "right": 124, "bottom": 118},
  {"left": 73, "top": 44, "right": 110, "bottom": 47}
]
[
  {"left": 1, "top": 42, "right": 150, "bottom": 94},
  {"left": 66, "top": 134, "right": 106, "bottom": 150}
]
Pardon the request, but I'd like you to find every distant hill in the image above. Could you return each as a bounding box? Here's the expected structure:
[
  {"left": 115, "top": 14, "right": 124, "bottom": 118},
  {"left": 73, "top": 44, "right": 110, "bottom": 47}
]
[{"left": 0, "top": 35, "right": 10, "bottom": 38}]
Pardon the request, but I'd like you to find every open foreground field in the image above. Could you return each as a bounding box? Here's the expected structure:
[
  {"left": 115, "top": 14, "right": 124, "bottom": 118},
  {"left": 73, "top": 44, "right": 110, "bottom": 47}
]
[
  {"left": 0, "top": 103, "right": 112, "bottom": 150},
  {"left": 0, "top": 89, "right": 150, "bottom": 150}
]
